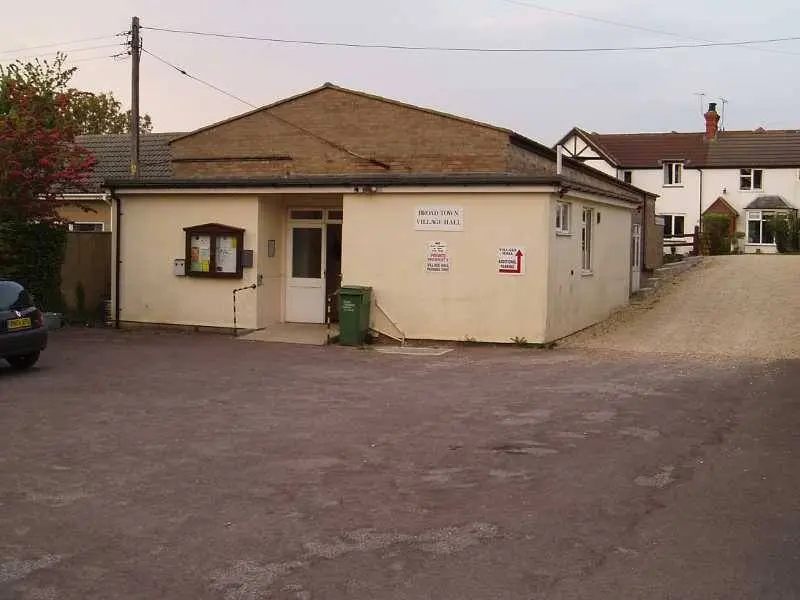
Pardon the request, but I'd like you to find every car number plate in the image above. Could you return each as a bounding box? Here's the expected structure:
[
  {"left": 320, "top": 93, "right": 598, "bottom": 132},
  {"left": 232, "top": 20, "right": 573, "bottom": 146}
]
[{"left": 7, "top": 317, "right": 32, "bottom": 330}]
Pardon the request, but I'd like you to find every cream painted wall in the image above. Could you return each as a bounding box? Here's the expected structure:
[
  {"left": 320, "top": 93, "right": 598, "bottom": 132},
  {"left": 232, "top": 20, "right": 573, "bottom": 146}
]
[
  {"left": 58, "top": 199, "right": 112, "bottom": 231},
  {"left": 342, "top": 191, "right": 550, "bottom": 343},
  {"left": 701, "top": 168, "right": 800, "bottom": 215},
  {"left": 701, "top": 168, "right": 800, "bottom": 253},
  {"left": 546, "top": 194, "right": 632, "bottom": 341},
  {"left": 258, "top": 198, "right": 285, "bottom": 326},
  {"left": 632, "top": 168, "right": 700, "bottom": 226},
  {"left": 118, "top": 194, "right": 260, "bottom": 329}
]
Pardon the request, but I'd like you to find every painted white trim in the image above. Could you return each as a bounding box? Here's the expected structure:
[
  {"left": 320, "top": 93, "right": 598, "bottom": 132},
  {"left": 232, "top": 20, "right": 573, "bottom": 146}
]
[
  {"left": 109, "top": 184, "right": 560, "bottom": 196},
  {"left": 59, "top": 193, "right": 107, "bottom": 202},
  {"left": 110, "top": 184, "right": 641, "bottom": 210},
  {"left": 68, "top": 221, "right": 105, "bottom": 232}
]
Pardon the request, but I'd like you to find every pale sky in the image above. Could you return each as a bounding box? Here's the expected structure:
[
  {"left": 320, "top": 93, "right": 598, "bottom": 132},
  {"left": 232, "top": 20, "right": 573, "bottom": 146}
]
[{"left": 3, "top": 0, "right": 799, "bottom": 144}]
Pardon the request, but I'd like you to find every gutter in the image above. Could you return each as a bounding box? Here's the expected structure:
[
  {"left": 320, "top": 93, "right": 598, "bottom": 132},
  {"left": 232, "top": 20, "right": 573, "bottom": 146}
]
[{"left": 105, "top": 173, "right": 643, "bottom": 205}]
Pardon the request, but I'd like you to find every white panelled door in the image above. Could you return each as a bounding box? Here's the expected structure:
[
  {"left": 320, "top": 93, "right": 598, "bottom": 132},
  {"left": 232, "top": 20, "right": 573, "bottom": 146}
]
[{"left": 285, "top": 223, "right": 325, "bottom": 323}]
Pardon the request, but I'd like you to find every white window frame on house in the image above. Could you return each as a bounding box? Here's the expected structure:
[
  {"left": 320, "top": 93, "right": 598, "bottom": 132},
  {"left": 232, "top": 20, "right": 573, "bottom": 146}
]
[
  {"left": 555, "top": 201, "right": 571, "bottom": 235},
  {"left": 739, "top": 168, "right": 764, "bottom": 191},
  {"left": 621, "top": 170, "right": 633, "bottom": 184},
  {"left": 659, "top": 214, "right": 686, "bottom": 238},
  {"left": 581, "top": 207, "right": 594, "bottom": 274},
  {"left": 68, "top": 222, "right": 104, "bottom": 232},
  {"left": 663, "top": 161, "right": 683, "bottom": 186},
  {"left": 746, "top": 210, "right": 779, "bottom": 245}
]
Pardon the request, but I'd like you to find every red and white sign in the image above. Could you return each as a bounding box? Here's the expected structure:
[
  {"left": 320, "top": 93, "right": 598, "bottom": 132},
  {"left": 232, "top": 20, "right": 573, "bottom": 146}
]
[
  {"left": 426, "top": 241, "right": 450, "bottom": 273},
  {"left": 498, "top": 246, "right": 525, "bottom": 275}
]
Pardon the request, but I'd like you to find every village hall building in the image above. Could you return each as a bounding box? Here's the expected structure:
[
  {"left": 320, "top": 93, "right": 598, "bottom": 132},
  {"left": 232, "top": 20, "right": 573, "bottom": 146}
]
[{"left": 107, "top": 84, "right": 655, "bottom": 344}]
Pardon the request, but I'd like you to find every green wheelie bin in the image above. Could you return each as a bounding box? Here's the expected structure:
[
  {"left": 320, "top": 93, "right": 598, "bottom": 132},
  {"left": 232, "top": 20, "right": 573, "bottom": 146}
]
[{"left": 338, "top": 286, "right": 372, "bottom": 346}]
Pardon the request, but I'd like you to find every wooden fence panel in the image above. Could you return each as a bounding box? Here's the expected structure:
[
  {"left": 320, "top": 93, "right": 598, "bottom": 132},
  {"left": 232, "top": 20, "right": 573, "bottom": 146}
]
[{"left": 61, "top": 232, "right": 111, "bottom": 314}]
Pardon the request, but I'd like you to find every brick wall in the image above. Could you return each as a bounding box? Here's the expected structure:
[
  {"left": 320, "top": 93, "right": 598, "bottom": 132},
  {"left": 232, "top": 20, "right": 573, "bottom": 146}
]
[{"left": 171, "top": 87, "right": 510, "bottom": 178}]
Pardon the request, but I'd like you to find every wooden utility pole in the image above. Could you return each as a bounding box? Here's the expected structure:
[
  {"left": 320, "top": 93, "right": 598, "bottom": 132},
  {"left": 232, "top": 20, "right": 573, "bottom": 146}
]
[{"left": 130, "top": 16, "right": 141, "bottom": 177}]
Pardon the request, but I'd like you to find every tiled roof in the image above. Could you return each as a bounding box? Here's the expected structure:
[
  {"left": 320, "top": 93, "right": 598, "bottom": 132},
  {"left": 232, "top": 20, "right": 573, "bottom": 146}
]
[
  {"left": 744, "top": 195, "right": 795, "bottom": 210},
  {"left": 75, "top": 132, "right": 185, "bottom": 190},
  {"left": 704, "top": 130, "right": 800, "bottom": 167},
  {"left": 582, "top": 129, "right": 800, "bottom": 169},
  {"left": 584, "top": 132, "right": 706, "bottom": 168}
]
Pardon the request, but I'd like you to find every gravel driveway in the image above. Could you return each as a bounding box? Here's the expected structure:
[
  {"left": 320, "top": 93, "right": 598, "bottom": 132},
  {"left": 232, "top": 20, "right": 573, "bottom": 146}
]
[{"left": 566, "top": 255, "right": 800, "bottom": 360}]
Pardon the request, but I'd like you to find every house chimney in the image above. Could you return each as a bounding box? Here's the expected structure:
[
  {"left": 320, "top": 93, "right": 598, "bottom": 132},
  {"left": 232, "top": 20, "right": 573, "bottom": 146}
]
[{"left": 704, "top": 102, "right": 720, "bottom": 139}]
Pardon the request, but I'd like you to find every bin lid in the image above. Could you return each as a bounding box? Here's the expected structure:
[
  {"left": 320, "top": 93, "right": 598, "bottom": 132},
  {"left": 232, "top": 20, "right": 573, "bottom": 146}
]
[{"left": 340, "top": 285, "right": 372, "bottom": 293}]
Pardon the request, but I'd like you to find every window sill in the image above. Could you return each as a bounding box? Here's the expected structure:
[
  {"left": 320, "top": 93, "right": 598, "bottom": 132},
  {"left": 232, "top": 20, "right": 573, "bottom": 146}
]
[
  {"left": 581, "top": 270, "right": 594, "bottom": 277},
  {"left": 745, "top": 243, "right": 776, "bottom": 247},
  {"left": 662, "top": 184, "right": 684, "bottom": 188},
  {"left": 739, "top": 189, "right": 764, "bottom": 193},
  {"left": 555, "top": 230, "right": 572, "bottom": 237}
]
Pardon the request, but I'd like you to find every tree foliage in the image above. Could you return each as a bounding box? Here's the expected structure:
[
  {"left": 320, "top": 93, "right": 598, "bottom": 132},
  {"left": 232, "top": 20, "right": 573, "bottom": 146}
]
[
  {"left": 0, "top": 54, "right": 96, "bottom": 221},
  {"left": 71, "top": 90, "right": 153, "bottom": 135}
]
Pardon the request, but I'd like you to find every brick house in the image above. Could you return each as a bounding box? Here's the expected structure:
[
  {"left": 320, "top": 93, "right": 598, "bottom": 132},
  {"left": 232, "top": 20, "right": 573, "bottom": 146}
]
[{"left": 107, "top": 84, "right": 655, "bottom": 343}]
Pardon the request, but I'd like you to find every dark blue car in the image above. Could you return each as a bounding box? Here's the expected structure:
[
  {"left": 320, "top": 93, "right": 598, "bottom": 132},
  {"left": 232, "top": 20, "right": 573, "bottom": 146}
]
[{"left": 0, "top": 279, "right": 47, "bottom": 370}]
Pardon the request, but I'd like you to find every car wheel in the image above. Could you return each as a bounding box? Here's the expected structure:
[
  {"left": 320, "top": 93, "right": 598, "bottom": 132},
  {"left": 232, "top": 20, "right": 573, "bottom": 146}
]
[{"left": 6, "top": 352, "right": 40, "bottom": 370}]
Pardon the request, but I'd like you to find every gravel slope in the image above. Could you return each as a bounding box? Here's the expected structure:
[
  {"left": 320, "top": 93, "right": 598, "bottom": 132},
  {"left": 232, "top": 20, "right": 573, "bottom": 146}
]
[{"left": 565, "top": 255, "right": 800, "bottom": 360}]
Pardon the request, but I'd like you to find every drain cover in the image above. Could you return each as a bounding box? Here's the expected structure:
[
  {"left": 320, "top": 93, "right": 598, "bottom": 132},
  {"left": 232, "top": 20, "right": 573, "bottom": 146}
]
[{"left": 373, "top": 347, "right": 453, "bottom": 356}]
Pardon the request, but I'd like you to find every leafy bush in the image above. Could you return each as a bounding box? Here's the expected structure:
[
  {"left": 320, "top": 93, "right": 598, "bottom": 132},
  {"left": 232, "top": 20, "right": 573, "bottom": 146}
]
[
  {"left": 701, "top": 214, "right": 732, "bottom": 255},
  {"left": 773, "top": 213, "right": 800, "bottom": 253},
  {"left": 0, "top": 219, "right": 67, "bottom": 310}
]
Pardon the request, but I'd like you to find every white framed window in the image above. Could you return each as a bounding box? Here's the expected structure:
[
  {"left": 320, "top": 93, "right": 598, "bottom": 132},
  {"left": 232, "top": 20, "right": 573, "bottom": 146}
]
[
  {"left": 659, "top": 214, "right": 685, "bottom": 238},
  {"left": 622, "top": 170, "right": 633, "bottom": 184},
  {"left": 746, "top": 210, "right": 776, "bottom": 244},
  {"left": 663, "top": 162, "right": 683, "bottom": 186},
  {"left": 581, "top": 207, "right": 593, "bottom": 273},
  {"left": 68, "top": 222, "right": 104, "bottom": 232},
  {"left": 555, "top": 201, "right": 571, "bottom": 234},
  {"left": 739, "top": 168, "right": 763, "bottom": 191}
]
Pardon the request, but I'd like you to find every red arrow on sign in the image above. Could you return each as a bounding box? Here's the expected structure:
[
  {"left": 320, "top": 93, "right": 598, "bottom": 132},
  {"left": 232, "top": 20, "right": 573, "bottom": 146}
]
[{"left": 499, "top": 249, "right": 524, "bottom": 274}]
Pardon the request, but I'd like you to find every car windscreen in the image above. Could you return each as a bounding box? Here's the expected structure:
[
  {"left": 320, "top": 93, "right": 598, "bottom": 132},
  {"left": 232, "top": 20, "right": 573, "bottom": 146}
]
[{"left": 0, "top": 281, "right": 32, "bottom": 311}]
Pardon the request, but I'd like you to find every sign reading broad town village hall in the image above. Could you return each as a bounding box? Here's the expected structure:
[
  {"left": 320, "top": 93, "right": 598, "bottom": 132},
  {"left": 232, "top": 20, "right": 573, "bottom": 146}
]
[{"left": 414, "top": 206, "right": 464, "bottom": 231}]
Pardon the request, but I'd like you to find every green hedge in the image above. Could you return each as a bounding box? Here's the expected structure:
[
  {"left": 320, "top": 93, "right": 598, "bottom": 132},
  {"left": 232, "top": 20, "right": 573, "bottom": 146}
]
[
  {"left": 774, "top": 214, "right": 800, "bottom": 253},
  {"left": 0, "top": 220, "right": 67, "bottom": 311},
  {"left": 701, "top": 214, "right": 732, "bottom": 255}
]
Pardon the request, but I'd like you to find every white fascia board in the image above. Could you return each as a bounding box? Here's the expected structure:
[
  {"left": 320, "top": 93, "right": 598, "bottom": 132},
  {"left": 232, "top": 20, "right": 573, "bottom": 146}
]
[
  {"left": 562, "top": 189, "right": 642, "bottom": 210},
  {"left": 108, "top": 185, "right": 560, "bottom": 196}
]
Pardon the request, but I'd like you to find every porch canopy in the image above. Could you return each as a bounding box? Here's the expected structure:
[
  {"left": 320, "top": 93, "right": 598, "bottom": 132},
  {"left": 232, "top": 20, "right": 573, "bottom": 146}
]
[{"left": 745, "top": 195, "right": 795, "bottom": 211}]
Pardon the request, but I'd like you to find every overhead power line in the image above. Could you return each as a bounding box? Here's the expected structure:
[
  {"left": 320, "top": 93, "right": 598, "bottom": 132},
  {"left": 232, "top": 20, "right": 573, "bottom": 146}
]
[
  {"left": 0, "top": 34, "right": 121, "bottom": 56},
  {"left": 142, "top": 48, "right": 256, "bottom": 107},
  {"left": 142, "top": 47, "right": 391, "bottom": 169},
  {"left": 141, "top": 24, "right": 800, "bottom": 53},
  {"left": 499, "top": 0, "right": 800, "bottom": 57},
  {"left": 6, "top": 43, "right": 126, "bottom": 62},
  {"left": 499, "top": 0, "right": 699, "bottom": 40},
  {"left": 70, "top": 54, "right": 120, "bottom": 65}
]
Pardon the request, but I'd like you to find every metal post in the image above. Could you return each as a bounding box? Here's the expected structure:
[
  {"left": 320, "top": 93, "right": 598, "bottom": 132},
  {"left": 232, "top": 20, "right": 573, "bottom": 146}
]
[{"left": 232, "top": 284, "right": 257, "bottom": 336}]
